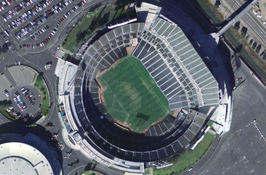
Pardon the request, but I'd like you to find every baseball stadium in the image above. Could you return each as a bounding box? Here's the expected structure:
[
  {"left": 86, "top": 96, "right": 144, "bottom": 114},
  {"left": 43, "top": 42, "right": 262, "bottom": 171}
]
[{"left": 67, "top": 13, "right": 219, "bottom": 172}]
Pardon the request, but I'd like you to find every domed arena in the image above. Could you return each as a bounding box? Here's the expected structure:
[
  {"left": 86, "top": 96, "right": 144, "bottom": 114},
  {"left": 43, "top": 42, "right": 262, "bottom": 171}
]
[{"left": 0, "top": 133, "right": 61, "bottom": 175}]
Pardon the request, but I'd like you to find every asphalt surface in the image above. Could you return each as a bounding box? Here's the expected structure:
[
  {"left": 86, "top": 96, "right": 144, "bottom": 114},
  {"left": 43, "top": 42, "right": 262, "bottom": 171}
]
[
  {"left": 0, "top": 0, "right": 128, "bottom": 175},
  {"left": 223, "top": 0, "right": 266, "bottom": 46},
  {"left": 152, "top": 0, "right": 266, "bottom": 175},
  {"left": 0, "top": 0, "right": 265, "bottom": 175},
  {"left": 187, "top": 57, "right": 266, "bottom": 175},
  {"left": 10, "top": 85, "right": 42, "bottom": 116}
]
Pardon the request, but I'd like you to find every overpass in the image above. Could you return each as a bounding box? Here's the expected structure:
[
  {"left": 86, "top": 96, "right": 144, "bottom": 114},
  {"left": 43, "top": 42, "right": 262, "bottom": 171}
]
[{"left": 217, "top": 0, "right": 259, "bottom": 36}]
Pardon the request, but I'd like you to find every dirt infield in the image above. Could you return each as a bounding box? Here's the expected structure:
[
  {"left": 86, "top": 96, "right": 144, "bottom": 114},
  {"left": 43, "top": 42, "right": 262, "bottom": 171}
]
[
  {"left": 126, "top": 38, "right": 138, "bottom": 55},
  {"left": 113, "top": 118, "right": 134, "bottom": 132},
  {"left": 95, "top": 58, "right": 137, "bottom": 132},
  {"left": 95, "top": 53, "right": 173, "bottom": 133},
  {"left": 172, "top": 108, "right": 182, "bottom": 117}
]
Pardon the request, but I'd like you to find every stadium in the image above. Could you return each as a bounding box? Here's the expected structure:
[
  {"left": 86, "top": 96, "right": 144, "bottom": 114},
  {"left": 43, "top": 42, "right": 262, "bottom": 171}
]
[{"left": 66, "top": 8, "right": 219, "bottom": 173}]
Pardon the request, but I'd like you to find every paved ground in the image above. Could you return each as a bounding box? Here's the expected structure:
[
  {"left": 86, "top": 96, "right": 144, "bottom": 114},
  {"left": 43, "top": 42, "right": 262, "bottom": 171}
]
[
  {"left": 1, "top": 0, "right": 264, "bottom": 175},
  {"left": 187, "top": 56, "right": 266, "bottom": 175},
  {"left": 0, "top": 0, "right": 128, "bottom": 175},
  {"left": 0, "top": 73, "right": 12, "bottom": 99},
  {"left": 9, "top": 85, "right": 41, "bottom": 116},
  {"left": 8, "top": 65, "right": 37, "bottom": 86}
]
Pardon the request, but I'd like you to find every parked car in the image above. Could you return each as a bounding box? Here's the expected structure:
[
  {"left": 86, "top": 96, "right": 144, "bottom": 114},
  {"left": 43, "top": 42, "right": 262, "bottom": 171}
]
[{"left": 4, "top": 89, "right": 9, "bottom": 97}]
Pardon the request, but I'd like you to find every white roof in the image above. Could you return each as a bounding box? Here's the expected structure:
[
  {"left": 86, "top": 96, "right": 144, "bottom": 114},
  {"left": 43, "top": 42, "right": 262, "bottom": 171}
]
[{"left": 0, "top": 142, "right": 53, "bottom": 175}]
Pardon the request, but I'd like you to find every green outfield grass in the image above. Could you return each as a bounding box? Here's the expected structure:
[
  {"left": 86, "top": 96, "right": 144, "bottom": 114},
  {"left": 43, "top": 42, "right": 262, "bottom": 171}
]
[{"left": 98, "top": 56, "right": 169, "bottom": 133}]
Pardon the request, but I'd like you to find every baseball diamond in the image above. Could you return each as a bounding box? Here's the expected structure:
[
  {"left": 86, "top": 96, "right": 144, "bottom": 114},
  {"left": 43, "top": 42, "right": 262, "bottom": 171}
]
[{"left": 97, "top": 56, "right": 169, "bottom": 133}]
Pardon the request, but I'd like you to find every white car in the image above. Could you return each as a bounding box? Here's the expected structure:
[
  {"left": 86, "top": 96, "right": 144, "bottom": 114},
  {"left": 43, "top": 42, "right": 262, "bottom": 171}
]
[{"left": 4, "top": 89, "right": 9, "bottom": 97}]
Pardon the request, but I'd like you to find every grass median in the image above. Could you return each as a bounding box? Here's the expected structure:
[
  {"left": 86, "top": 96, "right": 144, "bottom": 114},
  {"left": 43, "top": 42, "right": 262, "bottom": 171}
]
[
  {"left": 0, "top": 103, "right": 18, "bottom": 121},
  {"left": 0, "top": 103, "right": 29, "bottom": 125},
  {"left": 153, "top": 132, "right": 215, "bottom": 175},
  {"left": 34, "top": 75, "right": 50, "bottom": 116}
]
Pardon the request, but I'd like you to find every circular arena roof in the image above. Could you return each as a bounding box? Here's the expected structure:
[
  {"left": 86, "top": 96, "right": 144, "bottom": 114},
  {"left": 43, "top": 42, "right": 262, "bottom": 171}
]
[
  {"left": 72, "top": 18, "right": 218, "bottom": 163},
  {"left": 0, "top": 142, "right": 53, "bottom": 175}
]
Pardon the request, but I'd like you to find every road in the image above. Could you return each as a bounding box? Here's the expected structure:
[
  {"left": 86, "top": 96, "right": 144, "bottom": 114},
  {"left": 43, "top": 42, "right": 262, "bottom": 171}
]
[
  {"left": 0, "top": 0, "right": 120, "bottom": 175},
  {"left": 217, "top": 0, "right": 260, "bottom": 36},
  {"left": 0, "top": 0, "right": 265, "bottom": 175},
  {"left": 189, "top": 56, "right": 266, "bottom": 175},
  {"left": 224, "top": 0, "right": 266, "bottom": 46},
  {"left": 154, "top": 0, "right": 266, "bottom": 175}
]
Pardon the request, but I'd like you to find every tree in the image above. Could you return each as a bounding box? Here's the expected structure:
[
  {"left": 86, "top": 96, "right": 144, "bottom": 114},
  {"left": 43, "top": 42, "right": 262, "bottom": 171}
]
[
  {"left": 233, "top": 21, "right": 240, "bottom": 31},
  {"left": 215, "top": 0, "right": 221, "bottom": 8},
  {"left": 2, "top": 43, "right": 8, "bottom": 53}
]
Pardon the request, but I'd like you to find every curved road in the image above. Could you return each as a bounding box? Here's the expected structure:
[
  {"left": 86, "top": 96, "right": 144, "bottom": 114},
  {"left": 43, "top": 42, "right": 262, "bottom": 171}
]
[{"left": 2, "top": 0, "right": 265, "bottom": 175}]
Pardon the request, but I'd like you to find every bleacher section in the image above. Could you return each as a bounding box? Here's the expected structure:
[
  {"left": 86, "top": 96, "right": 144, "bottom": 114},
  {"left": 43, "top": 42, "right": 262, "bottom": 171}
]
[
  {"left": 71, "top": 22, "right": 213, "bottom": 163},
  {"left": 132, "top": 17, "right": 219, "bottom": 110}
]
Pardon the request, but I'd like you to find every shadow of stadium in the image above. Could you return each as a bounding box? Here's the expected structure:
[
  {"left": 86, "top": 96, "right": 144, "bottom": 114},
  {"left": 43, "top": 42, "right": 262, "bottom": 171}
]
[
  {"left": 0, "top": 122, "right": 63, "bottom": 175},
  {"left": 79, "top": 85, "right": 199, "bottom": 162}
]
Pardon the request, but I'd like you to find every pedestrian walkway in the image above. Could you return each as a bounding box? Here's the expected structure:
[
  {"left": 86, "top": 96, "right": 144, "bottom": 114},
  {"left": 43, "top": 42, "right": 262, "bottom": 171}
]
[
  {"left": 60, "top": 47, "right": 73, "bottom": 56},
  {"left": 3, "top": 68, "right": 17, "bottom": 87},
  {"left": 61, "top": 127, "right": 79, "bottom": 150}
]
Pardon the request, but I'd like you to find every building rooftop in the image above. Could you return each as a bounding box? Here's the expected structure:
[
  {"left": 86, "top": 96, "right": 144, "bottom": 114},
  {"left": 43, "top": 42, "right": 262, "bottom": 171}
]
[{"left": 0, "top": 142, "right": 53, "bottom": 175}]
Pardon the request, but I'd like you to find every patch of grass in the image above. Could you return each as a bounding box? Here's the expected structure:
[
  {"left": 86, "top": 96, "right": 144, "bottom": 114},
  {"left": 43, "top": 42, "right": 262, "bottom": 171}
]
[
  {"left": 0, "top": 109, "right": 18, "bottom": 121},
  {"left": 68, "top": 159, "right": 79, "bottom": 168},
  {"left": 45, "top": 122, "right": 54, "bottom": 131},
  {"left": 206, "top": 120, "right": 213, "bottom": 127},
  {"left": 0, "top": 103, "right": 18, "bottom": 121},
  {"left": 26, "top": 123, "right": 37, "bottom": 127},
  {"left": 62, "top": 4, "right": 128, "bottom": 52},
  {"left": 63, "top": 54, "right": 71, "bottom": 61},
  {"left": 0, "top": 103, "right": 35, "bottom": 125},
  {"left": 98, "top": 56, "right": 169, "bottom": 133},
  {"left": 153, "top": 132, "right": 215, "bottom": 175},
  {"left": 34, "top": 75, "right": 50, "bottom": 115}
]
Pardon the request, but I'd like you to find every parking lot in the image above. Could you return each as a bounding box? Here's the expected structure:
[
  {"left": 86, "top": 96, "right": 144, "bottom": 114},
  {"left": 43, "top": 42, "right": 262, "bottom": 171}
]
[
  {"left": 9, "top": 85, "right": 42, "bottom": 117},
  {"left": 0, "top": 73, "right": 12, "bottom": 99},
  {"left": 0, "top": 64, "right": 43, "bottom": 120},
  {"left": 0, "top": 0, "right": 92, "bottom": 50}
]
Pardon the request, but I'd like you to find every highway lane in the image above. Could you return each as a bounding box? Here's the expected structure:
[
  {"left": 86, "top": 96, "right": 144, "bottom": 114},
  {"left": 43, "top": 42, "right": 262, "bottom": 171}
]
[
  {"left": 224, "top": 0, "right": 266, "bottom": 46},
  {"left": 235, "top": 0, "right": 266, "bottom": 44},
  {"left": 0, "top": 1, "right": 245, "bottom": 175},
  {"left": 218, "top": 0, "right": 260, "bottom": 36}
]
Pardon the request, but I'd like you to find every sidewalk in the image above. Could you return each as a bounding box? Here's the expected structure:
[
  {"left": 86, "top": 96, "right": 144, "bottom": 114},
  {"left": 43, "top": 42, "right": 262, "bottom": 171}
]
[
  {"left": 3, "top": 68, "right": 17, "bottom": 87},
  {"left": 181, "top": 134, "right": 221, "bottom": 175},
  {"left": 60, "top": 47, "right": 73, "bottom": 56}
]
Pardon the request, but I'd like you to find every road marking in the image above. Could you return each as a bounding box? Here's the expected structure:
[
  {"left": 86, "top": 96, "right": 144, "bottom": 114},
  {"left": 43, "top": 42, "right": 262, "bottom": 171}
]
[
  {"left": 14, "top": 51, "right": 56, "bottom": 124},
  {"left": 254, "top": 123, "right": 266, "bottom": 143}
]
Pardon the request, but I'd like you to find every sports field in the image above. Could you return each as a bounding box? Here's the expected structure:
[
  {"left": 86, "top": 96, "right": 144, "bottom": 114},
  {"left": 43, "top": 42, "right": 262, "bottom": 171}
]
[{"left": 98, "top": 56, "right": 169, "bottom": 133}]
